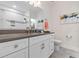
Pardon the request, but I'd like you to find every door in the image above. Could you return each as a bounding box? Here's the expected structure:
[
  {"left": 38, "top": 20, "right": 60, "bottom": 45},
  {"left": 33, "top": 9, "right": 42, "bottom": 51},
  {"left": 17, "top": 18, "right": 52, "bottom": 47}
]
[{"left": 40, "top": 40, "right": 50, "bottom": 58}]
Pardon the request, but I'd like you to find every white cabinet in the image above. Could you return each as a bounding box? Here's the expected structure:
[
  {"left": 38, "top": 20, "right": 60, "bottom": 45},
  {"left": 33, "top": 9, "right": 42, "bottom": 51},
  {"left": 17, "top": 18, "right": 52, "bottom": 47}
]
[
  {"left": 4, "top": 48, "right": 28, "bottom": 58},
  {"left": 30, "top": 40, "right": 50, "bottom": 58},
  {"left": 0, "top": 34, "right": 54, "bottom": 58},
  {"left": 29, "top": 35, "right": 50, "bottom": 58},
  {"left": 40, "top": 40, "right": 50, "bottom": 58},
  {"left": 0, "top": 38, "right": 28, "bottom": 58},
  {"left": 29, "top": 42, "right": 42, "bottom": 58},
  {"left": 49, "top": 34, "right": 54, "bottom": 55}
]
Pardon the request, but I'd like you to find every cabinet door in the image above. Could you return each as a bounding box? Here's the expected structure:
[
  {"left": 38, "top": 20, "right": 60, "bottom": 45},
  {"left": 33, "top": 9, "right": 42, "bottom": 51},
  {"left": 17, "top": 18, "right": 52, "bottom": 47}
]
[
  {"left": 30, "top": 40, "right": 50, "bottom": 58},
  {"left": 40, "top": 40, "right": 50, "bottom": 58},
  {"left": 4, "top": 48, "right": 28, "bottom": 58},
  {"left": 50, "top": 40, "right": 54, "bottom": 55},
  {"left": 49, "top": 34, "right": 54, "bottom": 55},
  {"left": 29, "top": 42, "right": 41, "bottom": 58}
]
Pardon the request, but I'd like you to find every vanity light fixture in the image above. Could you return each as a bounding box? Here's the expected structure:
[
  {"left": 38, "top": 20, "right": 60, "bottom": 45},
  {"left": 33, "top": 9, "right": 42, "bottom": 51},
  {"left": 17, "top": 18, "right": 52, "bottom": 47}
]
[{"left": 29, "top": 0, "right": 41, "bottom": 7}]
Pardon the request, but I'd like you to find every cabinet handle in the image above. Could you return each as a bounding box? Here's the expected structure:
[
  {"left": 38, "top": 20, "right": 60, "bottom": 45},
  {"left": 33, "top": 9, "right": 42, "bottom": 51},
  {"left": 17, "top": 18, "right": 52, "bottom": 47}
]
[
  {"left": 41, "top": 43, "right": 45, "bottom": 50},
  {"left": 41, "top": 46, "right": 45, "bottom": 50},
  {"left": 51, "top": 49, "right": 53, "bottom": 51},
  {"left": 10, "top": 25, "right": 15, "bottom": 27},
  {"left": 14, "top": 45, "right": 18, "bottom": 48},
  {"left": 42, "top": 43, "right": 44, "bottom": 46}
]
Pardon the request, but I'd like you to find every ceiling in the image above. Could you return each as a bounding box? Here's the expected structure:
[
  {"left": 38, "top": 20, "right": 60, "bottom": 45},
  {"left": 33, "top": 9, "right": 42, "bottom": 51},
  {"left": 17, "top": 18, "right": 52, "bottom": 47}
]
[{"left": 0, "top": 1, "right": 29, "bottom": 13}]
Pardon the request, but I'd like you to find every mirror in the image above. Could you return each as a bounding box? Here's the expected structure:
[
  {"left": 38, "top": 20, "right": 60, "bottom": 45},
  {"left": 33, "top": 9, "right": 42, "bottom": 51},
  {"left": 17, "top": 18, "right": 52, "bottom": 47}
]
[
  {"left": 29, "top": 6, "right": 46, "bottom": 31},
  {"left": 0, "top": 1, "right": 46, "bottom": 32}
]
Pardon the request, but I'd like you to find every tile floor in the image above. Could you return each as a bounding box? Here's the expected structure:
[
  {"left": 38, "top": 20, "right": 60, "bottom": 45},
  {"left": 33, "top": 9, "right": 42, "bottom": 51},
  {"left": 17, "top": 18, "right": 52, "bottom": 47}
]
[{"left": 50, "top": 46, "right": 79, "bottom": 58}]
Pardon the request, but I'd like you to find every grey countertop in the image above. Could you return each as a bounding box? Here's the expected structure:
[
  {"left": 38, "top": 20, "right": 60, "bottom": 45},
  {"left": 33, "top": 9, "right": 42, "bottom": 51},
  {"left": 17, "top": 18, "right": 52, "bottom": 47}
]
[{"left": 0, "top": 32, "right": 54, "bottom": 43}]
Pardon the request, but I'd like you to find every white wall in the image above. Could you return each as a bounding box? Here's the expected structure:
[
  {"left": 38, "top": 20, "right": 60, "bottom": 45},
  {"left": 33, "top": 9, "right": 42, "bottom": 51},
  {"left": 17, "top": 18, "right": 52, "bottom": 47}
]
[{"left": 50, "top": 1, "right": 79, "bottom": 51}]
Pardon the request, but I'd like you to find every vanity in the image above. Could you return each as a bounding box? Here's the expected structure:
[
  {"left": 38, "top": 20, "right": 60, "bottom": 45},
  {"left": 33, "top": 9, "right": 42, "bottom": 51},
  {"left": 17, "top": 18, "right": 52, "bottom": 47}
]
[
  {"left": 0, "top": 32, "right": 54, "bottom": 58},
  {"left": 0, "top": 1, "right": 55, "bottom": 58}
]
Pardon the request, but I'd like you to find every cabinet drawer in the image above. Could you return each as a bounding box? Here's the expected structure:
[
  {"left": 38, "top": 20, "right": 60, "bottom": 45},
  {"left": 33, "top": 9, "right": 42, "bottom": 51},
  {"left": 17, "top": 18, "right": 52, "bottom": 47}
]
[
  {"left": 40, "top": 39, "right": 50, "bottom": 58},
  {"left": 0, "top": 38, "right": 28, "bottom": 57},
  {"left": 30, "top": 35, "right": 50, "bottom": 46},
  {"left": 30, "top": 39, "right": 50, "bottom": 58},
  {"left": 4, "top": 48, "right": 28, "bottom": 58}
]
